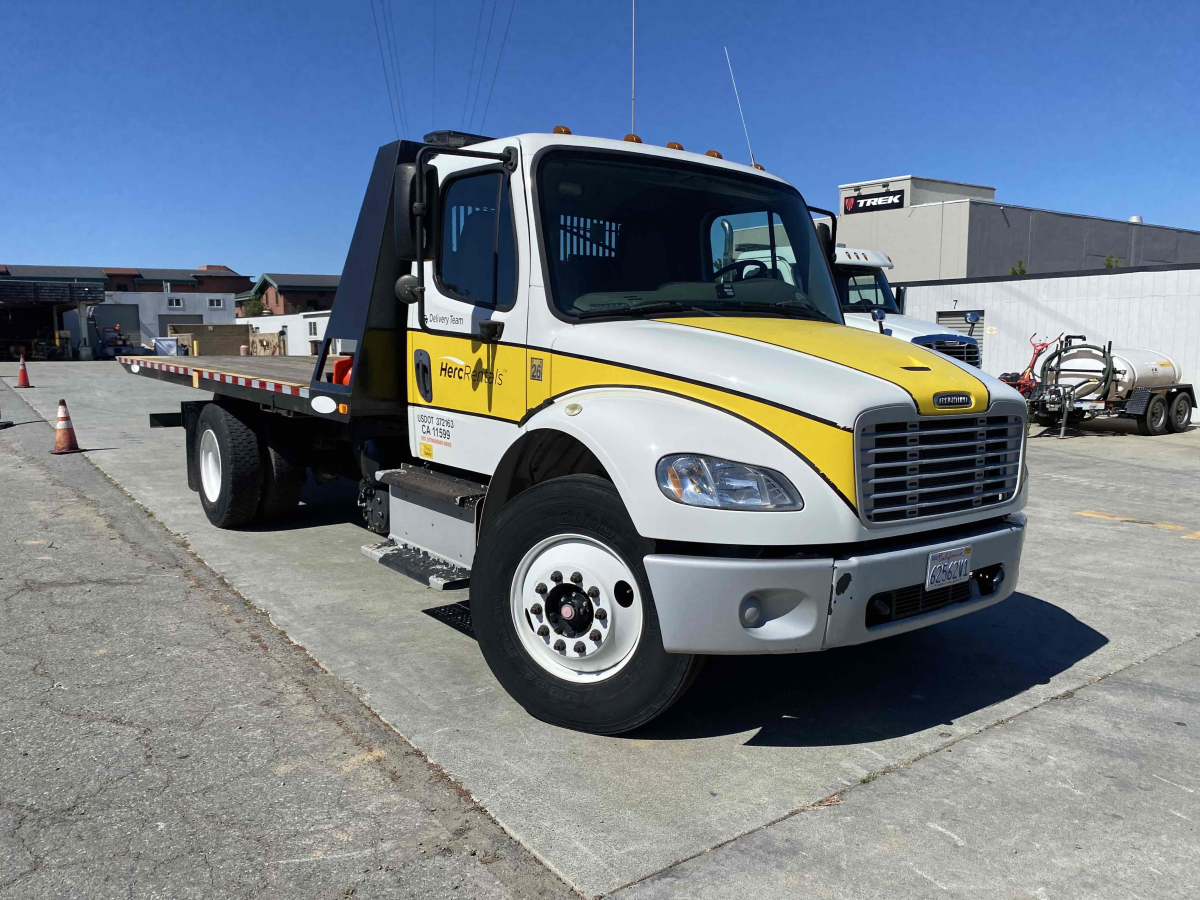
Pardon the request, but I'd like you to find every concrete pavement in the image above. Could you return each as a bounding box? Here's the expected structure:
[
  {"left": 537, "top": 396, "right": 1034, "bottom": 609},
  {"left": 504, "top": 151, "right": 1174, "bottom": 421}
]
[{"left": 2, "top": 361, "right": 1198, "bottom": 897}]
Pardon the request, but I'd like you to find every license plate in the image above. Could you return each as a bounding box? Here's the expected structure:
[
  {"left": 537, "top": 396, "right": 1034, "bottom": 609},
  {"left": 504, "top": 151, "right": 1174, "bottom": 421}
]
[{"left": 926, "top": 546, "right": 972, "bottom": 591}]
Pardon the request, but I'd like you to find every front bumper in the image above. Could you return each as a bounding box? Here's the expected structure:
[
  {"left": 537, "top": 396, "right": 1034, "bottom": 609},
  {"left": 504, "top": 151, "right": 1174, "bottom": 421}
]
[{"left": 644, "top": 515, "right": 1025, "bottom": 654}]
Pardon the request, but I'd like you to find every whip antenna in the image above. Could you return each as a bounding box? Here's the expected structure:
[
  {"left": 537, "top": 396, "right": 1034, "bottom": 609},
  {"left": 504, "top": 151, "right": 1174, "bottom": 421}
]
[
  {"left": 631, "top": 0, "right": 636, "bottom": 133},
  {"left": 724, "top": 46, "right": 754, "bottom": 166}
]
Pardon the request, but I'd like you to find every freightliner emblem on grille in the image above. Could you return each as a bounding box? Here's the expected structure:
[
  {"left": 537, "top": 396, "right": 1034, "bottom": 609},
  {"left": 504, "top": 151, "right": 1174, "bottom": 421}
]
[{"left": 933, "top": 392, "right": 973, "bottom": 408}]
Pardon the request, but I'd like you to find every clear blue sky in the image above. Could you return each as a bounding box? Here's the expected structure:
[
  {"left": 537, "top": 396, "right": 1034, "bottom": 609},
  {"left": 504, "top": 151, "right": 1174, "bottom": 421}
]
[{"left": 3, "top": 0, "right": 1197, "bottom": 276}]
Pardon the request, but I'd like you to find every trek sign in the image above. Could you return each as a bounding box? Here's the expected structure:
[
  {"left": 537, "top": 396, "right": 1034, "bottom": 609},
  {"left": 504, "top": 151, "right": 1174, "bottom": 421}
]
[{"left": 843, "top": 189, "right": 905, "bottom": 214}]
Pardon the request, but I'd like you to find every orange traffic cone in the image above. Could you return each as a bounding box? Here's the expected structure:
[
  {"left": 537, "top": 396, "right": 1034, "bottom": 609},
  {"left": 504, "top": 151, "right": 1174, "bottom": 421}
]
[
  {"left": 50, "top": 399, "right": 82, "bottom": 454},
  {"left": 15, "top": 353, "right": 33, "bottom": 388}
]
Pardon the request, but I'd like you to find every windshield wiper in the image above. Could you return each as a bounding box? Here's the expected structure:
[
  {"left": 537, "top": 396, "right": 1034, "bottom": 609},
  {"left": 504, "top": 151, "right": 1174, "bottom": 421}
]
[
  {"left": 575, "top": 300, "right": 721, "bottom": 319},
  {"left": 733, "top": 299, "right": 831, "bottom": 322}
]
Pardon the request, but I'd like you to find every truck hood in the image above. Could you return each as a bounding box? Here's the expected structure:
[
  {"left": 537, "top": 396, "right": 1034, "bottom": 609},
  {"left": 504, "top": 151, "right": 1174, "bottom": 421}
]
[
  {"left": 843, "top": 311, "right": 974, "bottom": 345},
  {"left": 549, "top": 316, "right": 998, "bottom": 431}
]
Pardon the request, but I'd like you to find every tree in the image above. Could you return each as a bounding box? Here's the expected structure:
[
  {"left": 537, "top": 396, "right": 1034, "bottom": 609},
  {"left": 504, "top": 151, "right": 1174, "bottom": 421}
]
[
  {"left": 241, "top": 296, "right": 265, "bottom": 317},
  {"left": 1009, "top": 259, "right": 1027, "bottom": 275},
  {"left": 1104, "top": 254, "right": 1122, "bottom": 269}
]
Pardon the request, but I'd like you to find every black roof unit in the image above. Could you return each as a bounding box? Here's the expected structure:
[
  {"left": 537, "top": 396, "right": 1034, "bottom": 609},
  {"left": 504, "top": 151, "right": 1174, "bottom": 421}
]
[{"left": 423, "top": 130, "right": 494, "bottom": 148}]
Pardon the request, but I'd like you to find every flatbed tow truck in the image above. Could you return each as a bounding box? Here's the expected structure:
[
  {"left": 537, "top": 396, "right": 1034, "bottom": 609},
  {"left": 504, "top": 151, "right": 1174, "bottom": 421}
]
[{"left": 120, "top": 128, "right": 1028, "bottom": 734}]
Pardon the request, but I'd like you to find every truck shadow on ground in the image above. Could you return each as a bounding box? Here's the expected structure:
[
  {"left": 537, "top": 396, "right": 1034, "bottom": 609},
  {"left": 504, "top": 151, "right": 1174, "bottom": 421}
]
[
  {"left": 243, "top": 477, "right": 368, "bottom": 532},
  {"left": 634, "top": 592, "right": 1108, "bottom": 746}
]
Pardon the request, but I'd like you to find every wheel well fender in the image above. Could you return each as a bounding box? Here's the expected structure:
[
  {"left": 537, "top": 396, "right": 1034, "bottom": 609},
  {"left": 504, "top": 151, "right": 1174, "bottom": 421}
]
[{"left": 478, "top": 428, "right": 611, "bottom": 538}]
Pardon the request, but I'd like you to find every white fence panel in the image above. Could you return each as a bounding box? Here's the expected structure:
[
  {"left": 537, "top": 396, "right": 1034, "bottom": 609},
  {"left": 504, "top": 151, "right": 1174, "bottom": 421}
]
[{"left": 903, "top": 268, "right": 1200, "bottom": 382}]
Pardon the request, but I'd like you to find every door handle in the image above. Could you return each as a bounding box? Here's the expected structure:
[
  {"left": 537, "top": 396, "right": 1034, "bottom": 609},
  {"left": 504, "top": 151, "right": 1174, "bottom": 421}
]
[{"left": 414, "top": 349, "right": 433, "bottom": 402}]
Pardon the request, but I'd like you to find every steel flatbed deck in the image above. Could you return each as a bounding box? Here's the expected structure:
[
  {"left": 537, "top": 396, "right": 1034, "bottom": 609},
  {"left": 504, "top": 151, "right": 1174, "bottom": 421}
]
[{"left": 117, "top": 355, "right": 323, "bottom": 415}]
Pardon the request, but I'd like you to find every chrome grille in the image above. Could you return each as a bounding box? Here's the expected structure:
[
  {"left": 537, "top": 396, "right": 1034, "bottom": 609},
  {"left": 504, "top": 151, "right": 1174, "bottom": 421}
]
[
  {"left": 857, "top": 409, "right": 1024, "bottom": 525},
  {"left": 913, "top": 337, "right": 982, "bottom": 368}
]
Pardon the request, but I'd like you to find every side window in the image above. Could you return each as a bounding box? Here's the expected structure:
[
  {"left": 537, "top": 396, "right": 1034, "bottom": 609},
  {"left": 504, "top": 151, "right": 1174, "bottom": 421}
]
[{"left": 439, "top": 172, "right": 517, "bottom": 309}]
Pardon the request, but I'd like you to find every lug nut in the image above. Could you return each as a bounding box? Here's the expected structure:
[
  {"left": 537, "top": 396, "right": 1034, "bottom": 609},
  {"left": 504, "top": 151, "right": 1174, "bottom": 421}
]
[
  {"left": 571, "top": 571, "right": 582, "bottom": 584},
  {"left": 589, "top": 630, "right": 601, "bottom": 642},
  {"left": 594, "top": 608, "right": 607, "bottom": 621},
  {"left": 551, "top": 571, "right": 562, "bottom": 583},
  {"left": 553, "top": 639, "right": 566, "bottom": 652},
  {"left": 587, "top": 586, "right": 599, "bottom": 599},
  {"left": 573, "top": 641, "right": 586, "bottom": 654},
  {"left": 535, "top": 582, "right": 547, "bottom": 595},
  {"left": 537, "top": 625, "right": 549, "bottom": 637},
  {"left": 530, "top": 603, "right": 543, "bottom": 616}
]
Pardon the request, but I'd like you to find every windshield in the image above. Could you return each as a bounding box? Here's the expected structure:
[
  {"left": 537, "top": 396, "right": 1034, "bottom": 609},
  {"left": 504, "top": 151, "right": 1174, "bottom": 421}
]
[
  {"left": 537, "top": 151, "right": 842, "bottom": 324},
  {"left": 834, "top": 265, "right": 900, "bottom": 314}
]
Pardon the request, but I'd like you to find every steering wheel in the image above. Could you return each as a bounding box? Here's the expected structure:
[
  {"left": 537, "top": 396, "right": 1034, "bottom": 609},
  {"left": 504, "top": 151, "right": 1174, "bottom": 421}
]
[{"left": 713, "top": 259, "right": 769, "bottom": 282}]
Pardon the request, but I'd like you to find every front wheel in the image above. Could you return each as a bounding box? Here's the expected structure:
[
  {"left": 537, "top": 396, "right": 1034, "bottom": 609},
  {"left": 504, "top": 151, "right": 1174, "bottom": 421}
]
[
  {"left": 470, "top": 475, "right": 702, "bottom": 734},
  {"left": 1137, "top": 394, "right": 1169, "bottom": 436}
]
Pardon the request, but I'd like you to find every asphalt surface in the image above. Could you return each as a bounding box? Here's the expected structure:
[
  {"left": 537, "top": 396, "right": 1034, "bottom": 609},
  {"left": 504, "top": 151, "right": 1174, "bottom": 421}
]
[
  {"left": 2, "top": 362, "right": 1199, "bottom": 898},
  {"left": 0, "top": 379, "right": 574, "bottom": 898}
]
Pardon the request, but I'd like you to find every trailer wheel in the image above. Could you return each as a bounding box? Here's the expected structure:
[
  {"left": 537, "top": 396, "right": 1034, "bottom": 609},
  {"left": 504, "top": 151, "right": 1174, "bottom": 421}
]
[
  {"left": 1167, "top": 393, "right": 1193, "bottom": 433},
  {"left": 196, "top": 403, "right": 262, "bottom": 528},
  {"left": 258, "top": 441, "right": 306, "bottom": 522},
  {"left": 470, "top": 475, "right": 702, "bottom": 735},
  {"left": 1137, "top": 394, "right": 1169, "bottom": 436}
]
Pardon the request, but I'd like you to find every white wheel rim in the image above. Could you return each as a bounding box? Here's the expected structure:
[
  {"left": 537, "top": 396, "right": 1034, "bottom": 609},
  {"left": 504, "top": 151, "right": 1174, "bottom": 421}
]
[
  {"left": 510, "top": 533, "right": 644, "bottom": 684},
  {"left": 199, "top": 429, "right": 222, "bottom": 503}
]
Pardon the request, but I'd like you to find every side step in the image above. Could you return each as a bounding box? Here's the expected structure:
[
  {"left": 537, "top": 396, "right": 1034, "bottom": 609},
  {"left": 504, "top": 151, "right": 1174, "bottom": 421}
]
[{"left": 362, "top": 539, "right": 471, "bottom": 591}]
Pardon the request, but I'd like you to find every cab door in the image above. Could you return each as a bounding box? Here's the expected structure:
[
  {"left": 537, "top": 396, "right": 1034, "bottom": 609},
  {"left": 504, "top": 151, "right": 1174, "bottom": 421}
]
[{"left": 407, "top": 155, "right": 528, "bottom": 475}]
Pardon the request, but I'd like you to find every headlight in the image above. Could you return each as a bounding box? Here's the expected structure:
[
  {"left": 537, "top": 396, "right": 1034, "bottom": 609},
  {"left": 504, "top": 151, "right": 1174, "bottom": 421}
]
[{"left": 656, "top": 455, "right": 803, "bottom": 510}]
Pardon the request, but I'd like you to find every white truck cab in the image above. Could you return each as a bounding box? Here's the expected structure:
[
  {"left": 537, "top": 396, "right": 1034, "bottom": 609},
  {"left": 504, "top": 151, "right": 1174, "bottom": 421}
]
[
  {"left": 127, "top": 129, "right": 1027, "bottom": 735},
  {"left": 832, "top": 246, "right": 983, "bottom": 368}
]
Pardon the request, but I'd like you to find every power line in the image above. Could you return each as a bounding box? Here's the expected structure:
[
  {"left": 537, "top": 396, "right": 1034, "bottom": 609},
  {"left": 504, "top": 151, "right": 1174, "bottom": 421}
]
[
  {"left": 369, "top": 0, "right": 400, "bottom": 139},
  {"left": 383, "top": 0, "right": 410, "bottom": 137},
  {"left": 462, "top": 0, "right": 486, "bottom": 131},
  {"left": 479, "top": 0, "right": 517, "bottom": 133},
  {"left": 468, "top": 0, "right": 500, "bottom": 132}
]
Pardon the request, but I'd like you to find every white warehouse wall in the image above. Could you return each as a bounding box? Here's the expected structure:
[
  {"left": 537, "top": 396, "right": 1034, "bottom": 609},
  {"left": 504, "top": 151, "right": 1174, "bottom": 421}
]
[
  {"left": 62, "top": 291, "right": 237, "bottom": 349},
  {"left": 241, "top": 311, "right": 329, "bottom": 356},
  {"left": 903, "top": 267, "right": 1200, "bottom": 384}
]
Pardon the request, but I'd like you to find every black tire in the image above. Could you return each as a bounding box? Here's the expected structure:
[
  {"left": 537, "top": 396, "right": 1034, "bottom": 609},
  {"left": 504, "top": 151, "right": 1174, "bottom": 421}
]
[
  {"left": 257, "top": 423, "right": 306, "bottom": 522},
  {"left": 1137, "top": 394, "right": 1169, "bottom": 436},
  {"left": 196, "top": 403, "right": 262, "bottom": 528},
  {"left": 470, "top": 475, "right": 702, "bottom": 735},
  {"left": 1033, "top": 412, "right": 1058, "bottom": 428},
  {"left": 1167, "top": 392, "right": 1193, "bottom": 433}
]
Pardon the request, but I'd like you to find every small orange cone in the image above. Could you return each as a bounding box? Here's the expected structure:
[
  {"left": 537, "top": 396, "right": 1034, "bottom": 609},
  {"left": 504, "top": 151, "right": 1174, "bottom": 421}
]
[
  {"left": 15, "top": 354, "right": 33, "bottom": 388},
  {"left": 50, "top": 399, "right": 82, "bottom": 454}
]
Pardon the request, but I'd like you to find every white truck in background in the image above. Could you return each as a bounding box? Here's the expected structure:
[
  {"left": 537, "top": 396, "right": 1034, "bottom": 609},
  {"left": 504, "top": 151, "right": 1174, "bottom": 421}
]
[{"left": 727, "top": 232, "right": 983, "bottom": 368}]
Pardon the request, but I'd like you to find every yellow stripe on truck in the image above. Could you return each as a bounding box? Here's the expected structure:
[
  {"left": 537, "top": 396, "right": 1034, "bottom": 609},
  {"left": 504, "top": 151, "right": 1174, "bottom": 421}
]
[
  {"left": 661, "top": 317, "right": 991, "bottom": 416},
  {"left": 550, "top": 352, "right": 858, "bottom": 510}
]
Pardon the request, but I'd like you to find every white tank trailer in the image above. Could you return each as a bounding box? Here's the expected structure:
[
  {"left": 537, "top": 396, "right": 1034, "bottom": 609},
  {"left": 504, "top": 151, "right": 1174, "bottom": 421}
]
[{"left": 1031, "top": 335, "right": 1195, "bottom": 436}]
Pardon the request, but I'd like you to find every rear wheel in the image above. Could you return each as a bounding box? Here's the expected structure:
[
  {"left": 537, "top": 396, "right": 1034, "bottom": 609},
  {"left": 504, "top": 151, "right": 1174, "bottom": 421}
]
[
  {"left": 197, "top": 403, "right": 262, "bottom": 527},
  {"left": 1137, "top": 394, "right": 1169, "bottom": 436},
  {"left": 1167, "top": 393, "right": 1193, "bottom": 433},
  {"left": 470, "top": 475, "right": 701, "bottom": 734}
]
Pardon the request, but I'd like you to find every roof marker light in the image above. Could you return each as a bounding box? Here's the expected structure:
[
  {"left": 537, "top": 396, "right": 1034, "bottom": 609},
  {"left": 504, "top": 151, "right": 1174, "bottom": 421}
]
[
  {"left": 705, "top": 150, "right": 723, "bottom": 159},
  {"left": 553, "top": 125, "right": 572, "bottom": 134},
  {"left": 752, "top": 163, "right": 765, "bottom": 170},
  {"left": 666, "top": 141, "right": 683, "bottom": 150},
  {"left": 624, "top": 133, "right": 642, "bottom": 143}
]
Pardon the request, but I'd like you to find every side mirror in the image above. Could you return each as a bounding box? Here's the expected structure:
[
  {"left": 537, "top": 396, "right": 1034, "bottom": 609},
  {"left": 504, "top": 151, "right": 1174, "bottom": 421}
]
[
  {"left": 815, "top": 221, "right": 832, "bottom": 262},
  {"left": 395, "top": 273, "right": 421, "bottom": 305},
  {"left": 394, "top": 163, "right": 440, "bottom": 261},
  {"left": 965, "top": 310, "right": 981, "bottom": 324},
  {"left": 871, "top": 307, "right": 887, "bottom": 333},
  {"left": 894, "top": 285, "right": 907, "bottom": 313}
]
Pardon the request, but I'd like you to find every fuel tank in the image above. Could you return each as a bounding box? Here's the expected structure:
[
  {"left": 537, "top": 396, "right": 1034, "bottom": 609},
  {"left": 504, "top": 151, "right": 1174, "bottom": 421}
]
[{"left": 1048, "top": 346, "right": 1181, "bottom": 400}]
